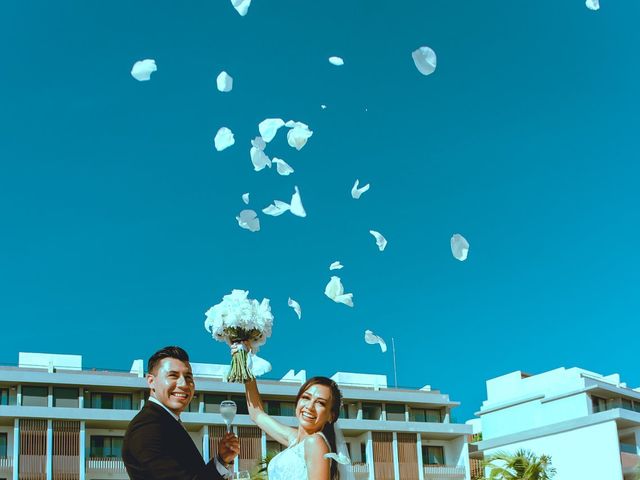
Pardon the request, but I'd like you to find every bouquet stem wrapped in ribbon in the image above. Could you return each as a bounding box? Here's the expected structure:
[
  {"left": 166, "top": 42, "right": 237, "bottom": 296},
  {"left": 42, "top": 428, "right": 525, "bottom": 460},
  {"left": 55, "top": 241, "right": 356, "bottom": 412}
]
[{"left": 204, "top": 290, "right": 274, "bottom": 383}]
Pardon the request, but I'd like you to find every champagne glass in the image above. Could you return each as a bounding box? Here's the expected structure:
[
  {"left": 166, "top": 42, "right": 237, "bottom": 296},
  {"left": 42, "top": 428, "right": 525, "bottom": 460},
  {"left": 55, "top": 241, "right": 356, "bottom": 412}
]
[
  {"left": 232, "top": 471, "right": 250, "bottom": 480},
  {"left": 220, "top": 400, "right": 237, "bottom": 433}
]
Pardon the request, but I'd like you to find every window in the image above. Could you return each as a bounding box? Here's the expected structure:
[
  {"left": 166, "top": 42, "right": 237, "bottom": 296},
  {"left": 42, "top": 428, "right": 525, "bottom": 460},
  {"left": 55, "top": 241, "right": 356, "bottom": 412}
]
[
  {"left": 266, "top": 440, "right": 283, "bottom": 455},
  {"left": 90, "top": 392, "right": 132, "bottom": 410},
  {"left": 423, "top": 445, "right": 445, "bottom": 465},
  {"left": 204, "top": 394, "right": 227, "bottom": 413},
  {"left": 360, "top": 444, "right": 367, "bottom": 464},
  {"left": 266, "top": 401, "right": 295, "bottom": 417},
  {"left": 90, "top": 436, "right": 124, "bottom": 458},
  {"left": 591, "top": 396, "right": 607, "bottom": 413},
  {"left": 385, "top": 404, "right": 406, "bottom": 421},
  {"left": 22, "top": 386, "right": 48, "bottom": 407},
  {"left": 362, "top": 403, "right": 382, "bottom": 420},
  {"left": 410, "top": 408, "right": 443, "bottom": 423},
  {"left": 621, "top": 398, "right": 633, "bottom": 411},
  {"left": 339, "top": 402, "right": 357, "bottom": 419},
  {"left": 0, "top": 433, "right": 7, "bottom": 458},
  {"left": 53, "top": 387, "right": 78, "bottom": 408},
  {"left": 185, "top": 394, "right": 200, "bottom": 413},
  {"left": 0, "top": 388, "right": 8, "bottom": 406},
  {"left": 230, "top": 395, "right": 249, "bottom": 415}
]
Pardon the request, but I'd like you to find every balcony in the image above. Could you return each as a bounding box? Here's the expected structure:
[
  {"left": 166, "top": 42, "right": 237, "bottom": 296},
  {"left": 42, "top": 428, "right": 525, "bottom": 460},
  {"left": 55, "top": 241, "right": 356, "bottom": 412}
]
[
  {"left": 0, "top": 456, "right": 13, "bottom": 469},
  {"left": 348, "top": 463, "right": 369, "bottom": 474},
  {"left": 424, "top": 464, "right": 466, "bottom": 478},
  {"left": 86, "top": 457, "right": 127, "bottom": 472}
]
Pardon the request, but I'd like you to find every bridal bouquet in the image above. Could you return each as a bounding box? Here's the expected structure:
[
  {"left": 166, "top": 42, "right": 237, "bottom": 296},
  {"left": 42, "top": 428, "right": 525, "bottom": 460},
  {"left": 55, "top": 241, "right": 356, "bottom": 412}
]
[{"left": 204, "top": 289, "right": 274, "bottom": 383}]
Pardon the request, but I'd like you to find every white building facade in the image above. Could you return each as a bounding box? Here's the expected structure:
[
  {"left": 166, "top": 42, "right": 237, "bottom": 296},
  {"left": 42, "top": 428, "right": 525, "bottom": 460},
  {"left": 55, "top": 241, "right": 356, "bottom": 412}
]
[
  {"left": 0, "top": 352, "right": 471, "bottom": 480},
  {"left": 473, "top": 367, "right": 640, "bottom": 480}
]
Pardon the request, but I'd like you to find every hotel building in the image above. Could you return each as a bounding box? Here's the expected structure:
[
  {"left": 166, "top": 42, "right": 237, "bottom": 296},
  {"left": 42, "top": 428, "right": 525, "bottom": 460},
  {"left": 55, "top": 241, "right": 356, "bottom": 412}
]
[
  {"left": 471, "top": 367, "right": 640, "bottom": 479},
  {"left": 0, "top": 352, "right": 471, "bottom": 480}
]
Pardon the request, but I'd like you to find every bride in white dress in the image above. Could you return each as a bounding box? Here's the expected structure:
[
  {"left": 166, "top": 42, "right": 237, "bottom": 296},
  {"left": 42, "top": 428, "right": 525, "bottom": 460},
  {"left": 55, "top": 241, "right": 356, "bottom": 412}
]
[{"left": 239, "top": 368, "right": 350, "bottom": 480}]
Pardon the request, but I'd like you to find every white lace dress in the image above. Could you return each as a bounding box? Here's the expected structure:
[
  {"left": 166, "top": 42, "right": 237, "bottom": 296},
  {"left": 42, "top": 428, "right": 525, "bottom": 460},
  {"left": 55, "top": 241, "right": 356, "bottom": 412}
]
[{"left": 267, "top": 433, "right": 330, "bottom": 480}]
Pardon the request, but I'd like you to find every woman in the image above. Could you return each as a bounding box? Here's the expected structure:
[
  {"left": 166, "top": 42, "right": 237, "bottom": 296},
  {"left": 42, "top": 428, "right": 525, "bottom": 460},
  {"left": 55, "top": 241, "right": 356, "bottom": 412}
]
[{"left": 235, "top": 345, "right": 347, "bottom": 480}]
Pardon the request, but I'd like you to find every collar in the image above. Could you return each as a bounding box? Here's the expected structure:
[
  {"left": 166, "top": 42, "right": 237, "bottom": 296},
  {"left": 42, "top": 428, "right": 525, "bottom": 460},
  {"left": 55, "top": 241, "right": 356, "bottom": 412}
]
[{"left": 148, "top": 395, "right": 181, "bottom": 422}]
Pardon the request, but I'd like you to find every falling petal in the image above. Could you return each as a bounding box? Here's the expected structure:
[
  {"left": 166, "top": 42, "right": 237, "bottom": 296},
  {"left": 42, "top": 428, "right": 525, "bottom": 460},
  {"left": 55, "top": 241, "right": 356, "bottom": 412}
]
[
  {"left": 321, "top": 104, "right": 327, "bottom": 110},
  {"left": 236, "top": 209, "right": 260, "bottom": 232},
  {"left": 214, "top": 127, "right": 235, "bottom": 151},
  {"left": 450, "top": 233, "right": 469, "bottom": 261},
  {"left": 247, "top": 352, "right": 272, "bottom": 376},
  {"left": 285, "top": 121, "right": 313, "bottom": 150},
  {"left": 328, "top": 56, "right": 345, "bottom": 66},
  {"left": 324, "top": 276, "right": 354, "bottom": 307},
  {"left": 216, "top": 71, "right": 233, "bottom": 92},
  {"left": 329, "top": 261, "right": 343, "bottom": 270},
  {"left": 288, "top": 298, "right": 302, "bottom": 319},
  {"left": 242, "top": 193, "right": 250, "bottom": 205},
  {"left": 289, "top": 186, "right": 306, "bottom": 217},
  {"left": 351, "top": 179, "right": 370, "bottom": 199},
  {"left": 250, "top": 146, "right": 271, "bottom": 171},
  {"left": 364, "top": 330, "right": 387, "bottom": 353},
  {"left": 412, "top": 46, "right": 437, "bottom": 76},
  {"left": 272, "top": 158, "right": 294, "bottom": 176},
  {"left": 258, "top": 118, "right": 285, "bottom": 143},
  {"left": 324, "top": 453, "right": 351, "bottom": 465},
  {"left": 585, "top": 0, "right": 599, "bottom": 10},
  {"left": 251, "top": 136, "right": 266, "bottom": 151},
  {"left": 262, "top": 200, "right": 291, "bottom": 216},
  {"left": 131, "top": 59, "right": 157, "bottom": 81},
  {"left": 230, "top": 0, "right": 251, "bottom": 16},
  {"left": 369, "top": 230, "right": 387, "bottom": 251}
]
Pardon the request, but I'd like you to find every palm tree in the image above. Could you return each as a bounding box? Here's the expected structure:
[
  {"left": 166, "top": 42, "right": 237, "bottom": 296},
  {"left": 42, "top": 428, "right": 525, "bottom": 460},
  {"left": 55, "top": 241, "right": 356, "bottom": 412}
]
[{"left": 480, "top": 449, "right": 556, "bottom": 480}]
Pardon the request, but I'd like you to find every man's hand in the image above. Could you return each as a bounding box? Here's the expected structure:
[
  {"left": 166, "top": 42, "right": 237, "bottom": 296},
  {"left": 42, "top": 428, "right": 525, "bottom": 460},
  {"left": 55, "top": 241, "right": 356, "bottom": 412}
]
[{"left": 217, "top": 432, "right": 240, "bottom": 465}]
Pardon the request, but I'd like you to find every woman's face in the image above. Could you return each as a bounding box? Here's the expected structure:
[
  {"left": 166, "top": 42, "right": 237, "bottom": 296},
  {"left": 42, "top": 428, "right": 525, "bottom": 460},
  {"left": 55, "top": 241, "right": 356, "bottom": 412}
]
[{"left": 296, "top": 383, "right": 334, "bottom": 433}]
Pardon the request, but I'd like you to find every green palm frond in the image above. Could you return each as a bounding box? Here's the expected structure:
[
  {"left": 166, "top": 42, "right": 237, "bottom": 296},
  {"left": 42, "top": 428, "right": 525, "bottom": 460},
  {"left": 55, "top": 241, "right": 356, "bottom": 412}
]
[
  {"left": 250, "top": 450, "right": 280, "bottom": 480},
  {"left": 480, "top": 449, "right": 556, "bottom": 480}
]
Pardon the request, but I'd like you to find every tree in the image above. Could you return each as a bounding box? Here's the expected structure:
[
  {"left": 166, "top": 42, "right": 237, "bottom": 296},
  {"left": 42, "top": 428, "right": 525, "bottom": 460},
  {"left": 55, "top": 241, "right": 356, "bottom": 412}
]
[{"left": 480, "top": 449, "right": 556, "bottom": 480}]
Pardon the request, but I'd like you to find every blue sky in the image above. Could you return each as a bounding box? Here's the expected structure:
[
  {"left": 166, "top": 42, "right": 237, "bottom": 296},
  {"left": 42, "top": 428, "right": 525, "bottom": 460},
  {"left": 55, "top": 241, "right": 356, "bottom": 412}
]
[{"left": 1, "top": 0, "right": 639, "bottom": 421}]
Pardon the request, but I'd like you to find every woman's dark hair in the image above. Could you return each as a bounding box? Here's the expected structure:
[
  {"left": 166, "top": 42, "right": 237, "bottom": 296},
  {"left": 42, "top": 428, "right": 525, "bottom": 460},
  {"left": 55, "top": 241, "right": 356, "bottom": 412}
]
[
  {"left": 296, "top": 376, "right": 343, "bottom": 480},
  {"left": 147, "top": 346, "right": 190, "bottom": 375}
]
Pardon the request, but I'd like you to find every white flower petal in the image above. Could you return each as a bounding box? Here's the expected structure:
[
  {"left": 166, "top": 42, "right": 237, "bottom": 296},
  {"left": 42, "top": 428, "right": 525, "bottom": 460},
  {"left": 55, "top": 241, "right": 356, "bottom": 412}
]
[
  {"left": 450, "top": 233, "right": 469, "bottom": 261},
  {"left": 364, "top": 330, "right": 387, "bottom": 353},
  {"left": 351, "top": 179, "right": 370, "bottom": 199},
  {"left": 247, "top": 352, "right": 272, "bottom": 376},
  {"left": 131, "top": 59, "right": 157, "bottom": 81},
  {"left": 250, "top": 146, "right": 271, "bottom": 171},
  {"left": 287, "top": 297, "right": 302, "bottom": 319},
  {"left": 251, "top": 136, "right": 266, "bottom": 151},
  {"left": 272, "top": 158, "right": 294, "bottom": 176},
  {"left": 412, "top": 46, "right": 437, "bottom": 76},
  {"left": 328, "top": 56, "right": 345, "bottom": 66},
  {"left": 214, "top": 127, "right": 235, "bottom": 151},
  {"left": 324, "top": 452, "right": 351, "bottom": 465},
  {"left": 369, "top": 230, "right": 387, "bottom": 251},
  {"left": 585, "top": 0, "right": 599, "bottom": 10},
  {"left": 289, "top": 186, "right": 306, "bottom": 217},
  {"left": 242, "top": 193, "right": 250, "bottom": 205},
  {"left": 216, "top": 71, "right": 233, "bottom": 92},
  {"left": 324, "top": 276, "right": 354, "bottom": 307},
  {"left": 236, "top": 209, "right": 260, "bottom": 232},
  {"left": 230, "top": 0, "right": 251, "bottom": 16},
  {"left": 285, "top": 121, "right": 313, "bottom": 150},
  {"left": 262, "top": 200, "right": 291, "bottom": 216},
  {"left": 258, "top": 118, "right": 285, "bottom": 143},
  {"left": 329, "top": 261, "right": 343, "bottom": 271},
  {"left": 321, "top": 104, "right": 327, "bottom": 110}
]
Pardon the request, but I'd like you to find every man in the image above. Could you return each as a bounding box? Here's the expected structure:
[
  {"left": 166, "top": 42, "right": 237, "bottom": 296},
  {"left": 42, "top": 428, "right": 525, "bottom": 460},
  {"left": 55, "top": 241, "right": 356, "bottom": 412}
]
[{"left": 123, "top": 346, "right": 240, "bottom": 479}]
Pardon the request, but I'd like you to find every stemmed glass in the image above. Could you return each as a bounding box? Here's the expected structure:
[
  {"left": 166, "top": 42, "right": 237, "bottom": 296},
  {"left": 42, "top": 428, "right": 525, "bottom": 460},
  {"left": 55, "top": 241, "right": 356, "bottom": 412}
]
[{"left": 220, "top": 400, "right": 237, "bottom": 433}]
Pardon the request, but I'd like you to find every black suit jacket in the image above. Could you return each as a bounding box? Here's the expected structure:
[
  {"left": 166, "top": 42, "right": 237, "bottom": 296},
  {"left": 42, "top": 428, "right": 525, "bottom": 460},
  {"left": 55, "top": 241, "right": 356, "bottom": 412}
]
[{"left": 122, "top": 401, "right": 225, "bottom": 480}]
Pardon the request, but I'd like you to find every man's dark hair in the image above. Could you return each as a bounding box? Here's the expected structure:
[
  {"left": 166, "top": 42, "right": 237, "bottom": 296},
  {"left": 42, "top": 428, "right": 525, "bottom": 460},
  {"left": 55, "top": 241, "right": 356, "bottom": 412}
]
[{"left": 147, "top": 346, "right": 190, "bottom": 375}]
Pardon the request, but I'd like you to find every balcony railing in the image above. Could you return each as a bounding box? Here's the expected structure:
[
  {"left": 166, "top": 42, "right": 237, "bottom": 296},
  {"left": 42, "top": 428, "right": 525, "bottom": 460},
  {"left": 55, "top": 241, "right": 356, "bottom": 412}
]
[
  {"left": 87, "top": 457, "right": 126, "bottom": 471},
  {"left": 348, "top": 463, "right": 369, "bottom": 474},
  {"left": 424, "top": 464, "right": 466, "bottom": 478},
  {"left": 0, "top": 456, "right": 13, "bottom": 469}
]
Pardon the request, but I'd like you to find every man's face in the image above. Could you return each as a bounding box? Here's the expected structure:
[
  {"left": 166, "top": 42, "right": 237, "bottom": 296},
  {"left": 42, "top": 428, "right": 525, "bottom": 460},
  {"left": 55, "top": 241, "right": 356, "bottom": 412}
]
[{"left": 147, "top": 357, "right": 195, "bottom": 415}]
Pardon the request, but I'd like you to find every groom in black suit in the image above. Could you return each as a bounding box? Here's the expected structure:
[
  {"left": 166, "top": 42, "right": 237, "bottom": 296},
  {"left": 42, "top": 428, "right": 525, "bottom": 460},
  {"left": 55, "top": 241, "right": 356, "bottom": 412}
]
[{"left": 123, "top": 346, "right": 240, "bottom": 479}]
